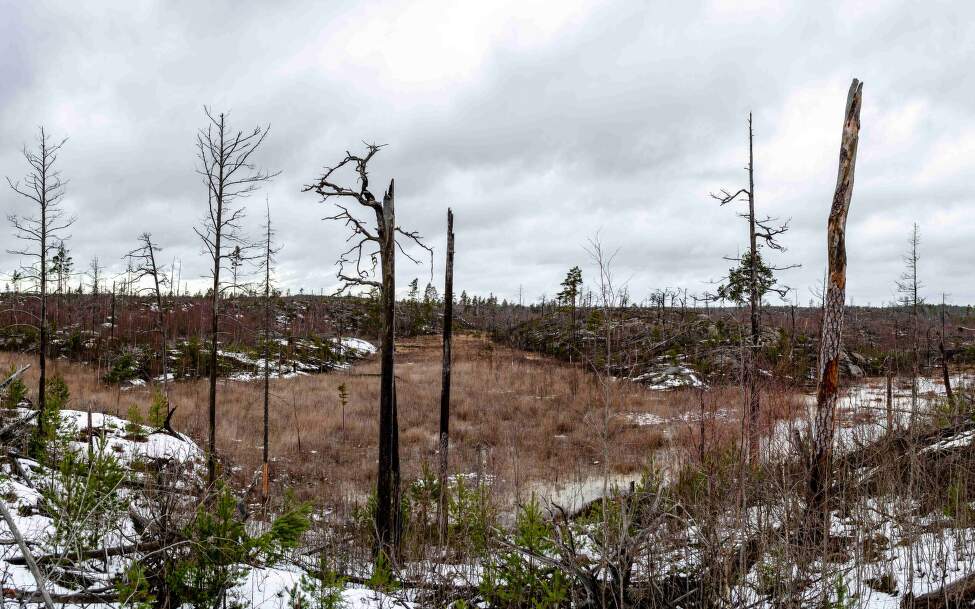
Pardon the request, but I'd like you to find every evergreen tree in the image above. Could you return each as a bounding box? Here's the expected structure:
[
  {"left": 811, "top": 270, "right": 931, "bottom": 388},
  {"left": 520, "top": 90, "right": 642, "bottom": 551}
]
[
  {"left": 717, "top": 249, "right": 778, "bottom": 305},
  {"left": 557, "top": 266, "right": 583, "bottom": 308},
  {"left": 51, "top": 241, "right": 72, "bottom": 294}
]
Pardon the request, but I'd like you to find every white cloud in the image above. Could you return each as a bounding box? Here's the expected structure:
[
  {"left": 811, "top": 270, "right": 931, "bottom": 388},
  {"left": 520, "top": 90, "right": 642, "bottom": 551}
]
[{"left": 1, "top": 0, "right": 973, "bottom": 304}]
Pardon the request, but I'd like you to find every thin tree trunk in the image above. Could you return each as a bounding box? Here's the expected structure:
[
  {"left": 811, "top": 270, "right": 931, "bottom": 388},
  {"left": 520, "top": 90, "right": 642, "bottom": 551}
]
[
  {"left": 747, "top": 113, "right": 761, "bottom": 464},
  {"left": 886, "top": 366, "right": 894, "bottom": 432},
  {"left": 38, "top": 154, "right": 47, "bottom": 447},
  {"left": 806, "top": 78, "right": 863, "bottom": 539},
  {"left": 262, "top": 217, "right": 272, "bottom": 500},
  {"left": 146, "top": 243, "right": 170, "bottom": 410},
  {"left": 940, "top": 294, "right": 954, "bottom": 408},
  {"left": 437, "top": 208, "right": 455, "bottom": 546},
  {"left": 207, "top": 116, "right": 226, "bottom": 486},
  {"left": 110, "top": 282, "right": 116, "bottom": 341}
]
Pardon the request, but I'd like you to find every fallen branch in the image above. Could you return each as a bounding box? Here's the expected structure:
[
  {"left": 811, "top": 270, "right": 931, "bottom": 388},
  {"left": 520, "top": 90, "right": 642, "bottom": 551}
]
[
  {"left": 0, "top": 365, "right": 29, "bottom": 392},
  {"left": 6, "top": 540, "right": 163, "bottom": 566},
  {"left": 1, "top": 588, "right": 117, "bottom": 604},
  {"left": 0, "top": 500, "right": 55, "bottom": 609},
  {"left": 0, "top": 411, "right": 39, "bottom": 443}
]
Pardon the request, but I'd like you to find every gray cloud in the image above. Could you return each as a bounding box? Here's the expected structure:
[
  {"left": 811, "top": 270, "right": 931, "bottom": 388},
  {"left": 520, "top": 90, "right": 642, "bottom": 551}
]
[{"left": 2, "top": 0, "right": 973, "bottom": 305}]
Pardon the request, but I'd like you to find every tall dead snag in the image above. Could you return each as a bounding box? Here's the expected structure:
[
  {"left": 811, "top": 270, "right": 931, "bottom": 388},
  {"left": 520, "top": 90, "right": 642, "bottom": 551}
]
[
  {"left": 305, "top": 144, "right": 431, "bottom": 561},
  {"left": 6, "top": 127, "right": 73, "bottom": 455},
  {"left": 194, "top": 108, "right": 276, "bottom": 485},
  {"left": 806, "top": 78, "right": 863, "bottom": 537},
  {"left": 939, "top": 294, "right": 954, "bottom": 408},
  {"left": 128, "top": 233, "right": 171, "bottom": 414},
  {"left": 897, "top": 223, "right": 923, "bottom": 425},
  {"left": 437, "top": 208, "right": 455, "bottom": 546},
  {"left": 259, "top": 203, "right": 281, "bottom": 500},
  {"left": 712, "top": 114, "right": 793, "bottom": 463}
]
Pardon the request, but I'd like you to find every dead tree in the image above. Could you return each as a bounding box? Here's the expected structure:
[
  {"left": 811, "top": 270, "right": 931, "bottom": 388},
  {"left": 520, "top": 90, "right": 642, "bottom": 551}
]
[
  {"left": 897, "top": 222, "right": 923, "bottom": 424},
  {"left": 127, "top": 233, "right": 171, "bottom": 413},
  {"left": 6, "top": 127, "right": 74, "bottom": 451},
  {"left": 259, "top": 203, "right": 281, "bottom": 500},
  {"left": 194, "top": 108, "right": 276, "bottom": 485},
  {"left": 437, "top": 208, "right": 455, "bottom": 546},
  {"left": 938, "top": 294, "right": 954, "bottom": 407},
  {"left": 805, "top": 78, "right": 863, "bottom": 538},
  {"left": 712, "top": 114, "right": 794, "bottom": 463},
  {"left": 87, "top": 256, "right": 103, "bottom": 295},
  {"left": 305, "top": 143, "right": 431, "bottom": 561}
]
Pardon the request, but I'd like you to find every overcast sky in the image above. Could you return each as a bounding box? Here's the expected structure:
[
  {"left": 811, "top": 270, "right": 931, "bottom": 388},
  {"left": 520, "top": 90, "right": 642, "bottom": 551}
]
[{"left": 1, "top": 1, "right": 973, "bottom": 306}]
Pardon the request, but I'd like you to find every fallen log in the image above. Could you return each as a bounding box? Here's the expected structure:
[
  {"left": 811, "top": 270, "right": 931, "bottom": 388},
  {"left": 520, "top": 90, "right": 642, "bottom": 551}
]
[
  {"left": 1, "top": 588, "right": 117, "bottom": 604},
  {"left": 0, "top": 411, "right": 38, "bottom": 443},
  {"left": 0, "top": 499, "right": 55, "bottom": 609},
  {"left": 0, "top": 365, "right": 29, "bottom": 392},
  {"left": 902, "top": 573, "right": 975, "bottom": 608},
  {"left": 6, "top": 540, "right": 162, "bottom": 566}
]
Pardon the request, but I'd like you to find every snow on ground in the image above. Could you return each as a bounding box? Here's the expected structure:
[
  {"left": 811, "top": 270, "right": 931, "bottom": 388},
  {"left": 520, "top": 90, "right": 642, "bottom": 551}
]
[
  {"left": 0, "top": 408, "right": 204, "bottom": 605},
  {"left": 218, "top": 337, "right": 377, "bottom": 380},
  {"left": 631, "top": 364, "right": 704, "bottom": 390},
  {"left": 766, "top": 373, "right": 975, "bottom": 457},
  {"left": 526, "top": 472, "right": 644, "bottom": 515},
  {"left": 332, "top": 337, "right": 378, "bottom": 357},
  {"left": 0, "top": 406, "right": 418, "bottom": 609},
  {"left": 623, "top": 408, "right": 733, "bottom": 427},
  {"left": 232, "top": 566, "right": 415, "bottom": 609}
]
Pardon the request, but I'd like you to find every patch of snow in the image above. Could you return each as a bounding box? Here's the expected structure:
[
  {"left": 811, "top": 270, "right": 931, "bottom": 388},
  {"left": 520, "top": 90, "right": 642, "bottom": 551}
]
[{"left": 332, "top": 337, "right": 378, "bottom": 357}]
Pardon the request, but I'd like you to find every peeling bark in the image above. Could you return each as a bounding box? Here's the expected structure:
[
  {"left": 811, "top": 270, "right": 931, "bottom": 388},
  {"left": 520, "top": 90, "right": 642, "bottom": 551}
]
[{"left": 806, "top": 78, "right": 863, "bottom": 538}]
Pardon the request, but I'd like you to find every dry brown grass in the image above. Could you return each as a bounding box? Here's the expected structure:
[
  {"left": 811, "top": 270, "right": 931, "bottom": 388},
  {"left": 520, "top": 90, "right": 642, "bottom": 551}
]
[{"left": 0, "top": 333, "right": 768, "bottom": 513}]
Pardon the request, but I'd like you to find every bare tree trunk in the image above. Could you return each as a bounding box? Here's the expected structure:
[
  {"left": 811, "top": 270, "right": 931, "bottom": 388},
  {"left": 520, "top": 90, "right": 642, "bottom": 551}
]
[
  {"left": 437, "top": 208, "right": 455, "bottom": 546},
  {"left": 110, "top": 282, "right": 116, "bottom": 341},
  {"left": 940, "top": 294, "right": 954, "bottom": 408},
  {"left": 145, "top": 242, "right": 170, "bottom": 409},
  {"left": 376, "top": 179, "right": 398, "bottom": 559},
  {"left": 194, "top": 109, "right": 275, "bottom": 486},
  {"left": 746, "top": 113, "right": 761, "bottom": 464},
  {"left": 39, "top": 194, "right": 47, "bottom": 438},
  {"left": 886, "top": 366, "right": 894, "bottom": 432},
  {"left": 806, "top": 78, "right": 863, "bottom": 539},
  {"left": 207, "top": 186, "right": 223, "bottom": 486},
  {"left": 262, "top": 214, "right": 273, "bottom": 500},
  {"left": 306, "top": 145, "right": 428, "bottom": 563}
]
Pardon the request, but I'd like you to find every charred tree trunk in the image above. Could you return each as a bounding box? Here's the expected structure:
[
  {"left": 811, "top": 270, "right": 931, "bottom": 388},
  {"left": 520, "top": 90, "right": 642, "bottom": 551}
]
[
  {"left": 306, "top": 145, "right": 429, "bottom": 563},
  {"left": 146, "top": 242, "right": 169, "bottom": 407},
  {"left": 806, "top": 78, "right": 863, "bottom": 539},
  {"left": 39, "top": 199, "right": 47, "bottom": 438},
  {"left": 262, "top": 218, "right": 272, "bottom": 500},
  {"left": 377, "top": 179, "right": 398, "bottom": 559},
  {"left": 7, "top": 130, "right": 71, "bottom": 453},
  {"left": 194, "top": 109, "right": 275, "bottom": 487},
  {"left": 207, "top": 177, "right": 224, "bottom": 486},
  {"left": 746, "top": 113, "right": 761, "bottom": 464},
  {"left": 437, "top": 208, "right": 455, "bottom": 546},
  {"left": 940, "top": 294, "right": 954, "bottom": 408},
  {"left": 110, "top": 283, "right": 116, "bottom": 341},
  {"left": 886, "top": 365, "right": 894, "bottom": 432}
]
